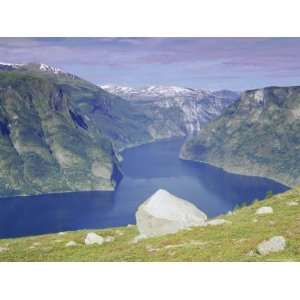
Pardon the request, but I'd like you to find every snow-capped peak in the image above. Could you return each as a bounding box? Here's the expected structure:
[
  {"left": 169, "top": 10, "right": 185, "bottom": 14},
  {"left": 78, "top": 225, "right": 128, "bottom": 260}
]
[
  {"left": 0, "top": 62, "right": 24, "bottom": 69},
  {"left": 39, "top": 63, "right": 63, "bottom": 74},
  {"left": 100, "top": 84, "right": 211, "bottom": 100}
]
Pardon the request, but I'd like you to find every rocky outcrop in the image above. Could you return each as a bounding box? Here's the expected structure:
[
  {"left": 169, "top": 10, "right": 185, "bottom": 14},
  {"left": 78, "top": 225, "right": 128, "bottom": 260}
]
[
  {"left": 101, "top": 85, "right": 239, "bottom": 136},
  {"left": 136, "top": 189, "right": 207, "bottom": 237}
]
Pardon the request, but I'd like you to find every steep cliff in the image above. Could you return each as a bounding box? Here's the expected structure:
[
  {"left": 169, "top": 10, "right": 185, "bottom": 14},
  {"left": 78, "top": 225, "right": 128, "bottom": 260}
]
[
  {"left": 0, "top": 70, "right": 121, "bottom": 196},
  {"left": 181, "top": 86, "right": 300, "bottom": 187}
]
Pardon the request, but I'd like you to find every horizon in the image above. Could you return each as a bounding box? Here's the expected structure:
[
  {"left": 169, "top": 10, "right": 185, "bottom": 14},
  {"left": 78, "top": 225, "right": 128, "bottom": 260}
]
[{"left": 0, "top": 38, "right": 300, "bottom": 90}]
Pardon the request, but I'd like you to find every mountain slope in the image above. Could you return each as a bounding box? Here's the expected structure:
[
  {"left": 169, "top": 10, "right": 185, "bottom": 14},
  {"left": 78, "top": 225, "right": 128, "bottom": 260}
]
[
  {"left": 0, "top": 63, "right": 239, "bottom": 196},
  {"left": 181, "top": 86, "right": 300, "bottom": 187},
  {"left": 0, "top": 69, "right": 121, "bottom": 196},
  {"left": 101, "top": 85, "right": 239, "bottom": 134}
]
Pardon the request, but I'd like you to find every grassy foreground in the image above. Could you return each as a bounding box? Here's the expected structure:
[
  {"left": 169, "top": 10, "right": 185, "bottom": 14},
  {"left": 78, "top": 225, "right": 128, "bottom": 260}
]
[{"left": 0, "top": 186, "right": 300, "bottom": 262}]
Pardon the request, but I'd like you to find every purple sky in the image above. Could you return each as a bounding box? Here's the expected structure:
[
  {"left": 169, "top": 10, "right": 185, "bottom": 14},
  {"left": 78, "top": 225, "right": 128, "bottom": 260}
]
[{"left": 0, "top": 37, "right": 300, "bottom": 90}]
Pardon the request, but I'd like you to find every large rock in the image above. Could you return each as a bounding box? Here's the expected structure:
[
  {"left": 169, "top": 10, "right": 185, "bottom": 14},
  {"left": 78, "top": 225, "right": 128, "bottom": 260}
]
[
  {"left": 256, "top": 236, "right": 286, "bottom": 255},
  {"left": 136, "top": 189, "right": 207, "bottom": 237}
]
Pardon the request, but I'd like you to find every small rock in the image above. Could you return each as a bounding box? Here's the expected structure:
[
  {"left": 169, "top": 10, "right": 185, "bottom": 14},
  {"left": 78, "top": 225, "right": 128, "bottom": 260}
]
[
  {"left": 104, "top": 236, "right": 114, "bottom": 243},
  {"left": 58, "top": 232, "right": 66, "bottom": 235},
  {"left": 127, "top": 224, "right": 134, "bottom": 228},
  {"left": 207, "top": 219, "right": 231, "bottom": 226},
  {"left": 32, "top": 242, "right": 41, "bottom": 246},
  {"left": 115, "top": 230, "right": 124, "bottom": 236},
  {"left": 65, "top": 241, "right": 77, "bottom": 247},
  {"left": 253, "top": 218, "right": 258, "bottom": 223},
  {"left": 84, "top": 232, "right": 104, "bottom": 245},
  {"left": 256, "top": 236, "right": 286, "bottom": 255},
  {"left": 227, "top": 210, "right": 233, "bottom": 215},
  {"left": 287, "top": 201, "right": 298, "bottom": 206},
  {"left": 131, "top": 235, "right": 146, "bottom": 244},
  {"left": 0, "top": 246, "right": 8, "bottom": 253},
  {"left": 146, "top": 245, "right": 160, "bottom": 252},
  {"left": 256, "top": 206, "right": 273, "bottom": 215}
]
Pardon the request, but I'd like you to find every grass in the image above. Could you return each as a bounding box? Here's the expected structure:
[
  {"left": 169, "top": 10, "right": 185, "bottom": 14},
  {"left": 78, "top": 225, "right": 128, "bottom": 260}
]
[{"left": 0, "top": 186, "right": 300, "bottom": 262}]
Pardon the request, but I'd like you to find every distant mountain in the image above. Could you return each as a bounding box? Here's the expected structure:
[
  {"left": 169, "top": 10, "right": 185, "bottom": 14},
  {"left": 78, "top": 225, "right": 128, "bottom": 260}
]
[
  {"left": 0, "top": 62, "right": 75, "bottom": 78},
  {"left": 100, "top": 85, "right": 239, "bottom": 134},
  {"left": 100, "top": 85, "right": 210, "bottom": 101},
  {"left": 181, "top": 86, "right": 300, "bottom": 187}
]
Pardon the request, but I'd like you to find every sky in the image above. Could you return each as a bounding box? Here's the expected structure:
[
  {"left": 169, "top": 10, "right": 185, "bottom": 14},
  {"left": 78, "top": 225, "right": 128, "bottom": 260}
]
[{"left": 0, "top": 37, "right": 300, "bottom": 91}]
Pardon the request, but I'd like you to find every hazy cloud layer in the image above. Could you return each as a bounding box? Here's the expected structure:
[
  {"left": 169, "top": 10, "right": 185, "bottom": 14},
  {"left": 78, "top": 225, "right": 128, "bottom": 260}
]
[{"left": 0, "top": 38, "right": 299, "bottom": 90}]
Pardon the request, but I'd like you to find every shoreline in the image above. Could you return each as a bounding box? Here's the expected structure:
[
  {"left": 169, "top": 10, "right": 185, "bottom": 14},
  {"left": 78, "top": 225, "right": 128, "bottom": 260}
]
[{"left": 179, "top": 154, "right": 292, "bottom": 189}]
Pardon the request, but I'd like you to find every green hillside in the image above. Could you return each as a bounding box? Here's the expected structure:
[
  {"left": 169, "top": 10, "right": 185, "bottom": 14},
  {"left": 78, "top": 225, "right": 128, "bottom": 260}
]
[
  {"left": 0, "top": 185, "right": 299, "bottom": 261},
  {"left": 0, "top": 71, "right": 121, "bottom": 196},
  {"left": 181, "top": 86, "right": 300, "bottom": 187}
]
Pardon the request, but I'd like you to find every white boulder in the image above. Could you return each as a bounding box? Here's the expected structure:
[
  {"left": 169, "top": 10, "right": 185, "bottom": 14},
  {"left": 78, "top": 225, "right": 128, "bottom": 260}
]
[
  {"left": 256, "top": 206, "right": 273, "bottom": 215},
  {"left": 207, "top": 219, "right": 231, "bottom": 226},
  {"left": 0, "top": 246, "right": 8, "bottom": 253},
  {"left": 84, "top": 232, "right": 104, "bottom": 245},
  {"left": 256, "top": 236, "right": 286, "bottom": 255},
  {"left": 136, "top": 189, "right": 207, "bottom": 237}
]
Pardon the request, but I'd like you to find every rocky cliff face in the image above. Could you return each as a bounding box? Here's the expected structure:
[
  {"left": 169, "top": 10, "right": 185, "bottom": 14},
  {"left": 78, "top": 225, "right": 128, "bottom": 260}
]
[
  {"left": 0, "top": 70, "right": 121, "bottom": 196},
  {"left": 101, "top": 85, "right": 239, "bottom": 135},
  {"left": 181, "top": 86, "right": 300, "bottom": 187}
]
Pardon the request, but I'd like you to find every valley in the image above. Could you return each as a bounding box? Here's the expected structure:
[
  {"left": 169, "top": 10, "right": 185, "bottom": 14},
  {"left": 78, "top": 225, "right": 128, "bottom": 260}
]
[
  {"left": 0, "top": 63, "right": 238, "bottom": 197},
  {"left": 0, "top": 62, "right": 299, "bottom": 263}
]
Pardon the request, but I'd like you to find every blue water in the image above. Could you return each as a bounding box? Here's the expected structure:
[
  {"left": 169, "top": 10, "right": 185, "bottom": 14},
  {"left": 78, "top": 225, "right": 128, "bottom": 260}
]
[{"left": 0, "top": 138, "right": 288, "bottom": 238}]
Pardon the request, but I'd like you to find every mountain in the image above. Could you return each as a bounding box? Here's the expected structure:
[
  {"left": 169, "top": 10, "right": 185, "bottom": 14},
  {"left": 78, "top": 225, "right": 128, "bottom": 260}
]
[
  {"left": 100, "top": 85, "right": 239, "bottom": 134},
  {"left": 0, "top": 63, "right": 156, "bottom": 150},
  {"left": 0, "top": 63, "right": 239, "bottom": 197},
  {"left": 0, "top": 64, "right": 123, "bottom": 196},
  {"left": 181, "top": 86, "right": 300, "bottom": 187}
]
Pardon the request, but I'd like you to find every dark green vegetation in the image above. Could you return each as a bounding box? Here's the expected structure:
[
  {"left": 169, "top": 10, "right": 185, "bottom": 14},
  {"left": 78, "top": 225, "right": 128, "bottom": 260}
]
[
  {"left": 0, "top": 63, "right": 235, "bottom": 196},
  {"left": 181, "top": 86, "right": 300, "bottom": 187},
  {"left": 1, "top": 185, "right": 299, "bottom": 261},
  {"left": 0, "top": 63, "right": 196, "bottom": 196},
  {"left": 0, "top": 70, "right": 121, "bottom": 196}
]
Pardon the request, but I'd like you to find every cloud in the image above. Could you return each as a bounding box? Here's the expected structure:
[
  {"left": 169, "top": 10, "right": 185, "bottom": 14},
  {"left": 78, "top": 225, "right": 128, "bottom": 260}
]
[{"left": 0, "top": 37, "right": 299, "bottom": 89}]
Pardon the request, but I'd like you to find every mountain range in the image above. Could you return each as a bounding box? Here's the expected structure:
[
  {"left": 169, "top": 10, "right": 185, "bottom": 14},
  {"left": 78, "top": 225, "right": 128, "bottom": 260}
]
[
  {"left": 1, "top": 62, "right": 299, "bottom": 196},
  {"left": 101, "top": 85, "right": 239, "bottom": 134},
  {"left": 0, "top": 63, "right": 238, "bottom": 196}
]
